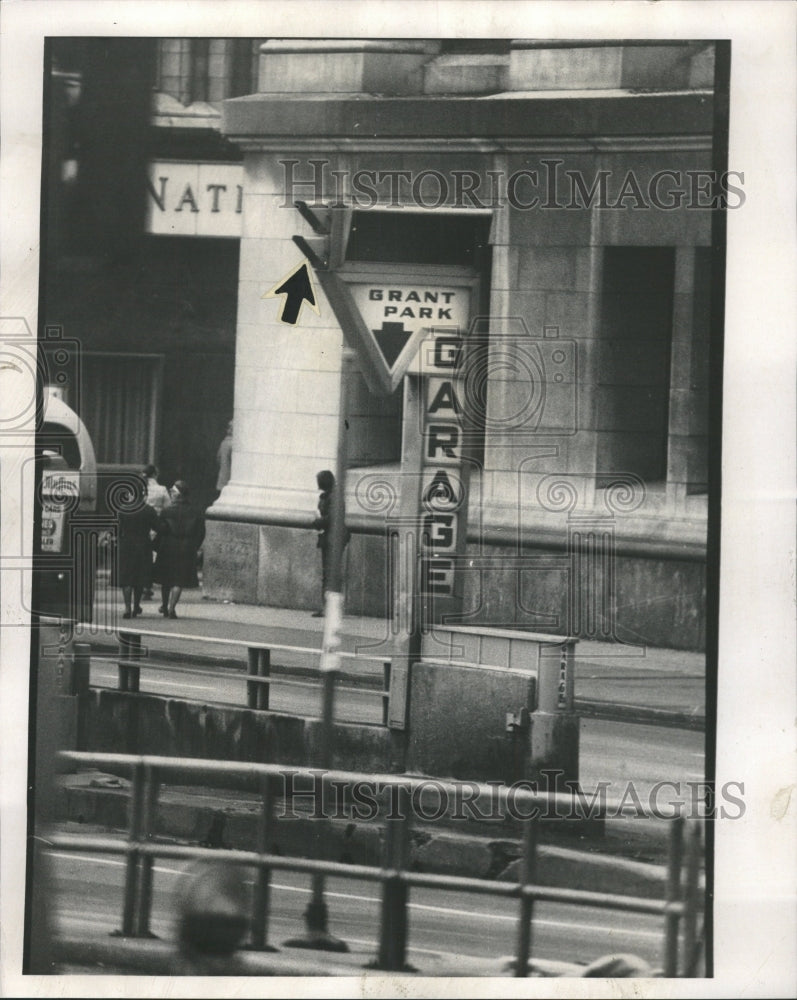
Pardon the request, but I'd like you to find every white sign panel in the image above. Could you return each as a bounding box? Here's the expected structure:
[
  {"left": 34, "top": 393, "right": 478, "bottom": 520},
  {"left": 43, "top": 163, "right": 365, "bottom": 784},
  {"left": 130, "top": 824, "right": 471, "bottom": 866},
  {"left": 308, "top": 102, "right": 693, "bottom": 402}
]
[
  {"left": 351, "top": 282, "right": 469, "bottom": 330},
  {"left": 348, "top": 281, "right": 471, "bottom": 373},
  {"left": 40, "top": 471, "right": 79, "bottom": 552},
  {"left": 146, "top": 161, "right": 244, "bottom": 237}
]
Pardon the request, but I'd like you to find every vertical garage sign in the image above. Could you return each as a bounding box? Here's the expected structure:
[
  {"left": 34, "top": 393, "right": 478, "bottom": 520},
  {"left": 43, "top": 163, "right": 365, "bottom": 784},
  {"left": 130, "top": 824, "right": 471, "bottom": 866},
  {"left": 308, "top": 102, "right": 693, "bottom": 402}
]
[
  {"left": 347, "top": 273, "right": 476, "bottom": 624},
  {"left": 416, "top": 324, "right": 472, "bottom": 620}
]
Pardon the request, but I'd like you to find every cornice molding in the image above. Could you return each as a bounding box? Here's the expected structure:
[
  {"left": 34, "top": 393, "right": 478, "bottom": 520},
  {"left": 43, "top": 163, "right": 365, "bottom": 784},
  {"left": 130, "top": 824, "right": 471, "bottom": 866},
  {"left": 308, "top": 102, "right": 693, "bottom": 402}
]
[{"left": 229, "top": 135, "right": 713, "bottom": 156}]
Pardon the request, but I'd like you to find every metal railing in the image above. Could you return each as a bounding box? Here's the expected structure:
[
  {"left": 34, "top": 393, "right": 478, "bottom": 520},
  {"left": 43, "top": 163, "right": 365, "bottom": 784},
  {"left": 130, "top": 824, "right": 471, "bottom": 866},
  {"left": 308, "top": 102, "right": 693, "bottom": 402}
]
[
  {"left": 102, "top": 629, "right": 393, "bottom": 725},
  {"left": 51, "top": 750, "right": 704, "bottom": 977}
]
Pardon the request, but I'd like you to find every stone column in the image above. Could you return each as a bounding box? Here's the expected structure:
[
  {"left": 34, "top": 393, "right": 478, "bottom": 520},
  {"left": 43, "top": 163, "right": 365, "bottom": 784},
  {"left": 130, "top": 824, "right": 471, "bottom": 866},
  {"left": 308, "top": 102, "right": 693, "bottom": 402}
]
[{"left": 203, "top": 154, "right": 344, "bottom": 602}]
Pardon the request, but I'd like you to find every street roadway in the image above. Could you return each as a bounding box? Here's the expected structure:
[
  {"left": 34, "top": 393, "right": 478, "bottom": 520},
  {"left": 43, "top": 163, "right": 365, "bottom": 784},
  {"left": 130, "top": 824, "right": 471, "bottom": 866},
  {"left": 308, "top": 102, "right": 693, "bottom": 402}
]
[
  {"left": 46, "top": 840, "right": 670, "bottom": 974},
  {"left": 89, "top": 657, "right": 705, "bottom": 796}
]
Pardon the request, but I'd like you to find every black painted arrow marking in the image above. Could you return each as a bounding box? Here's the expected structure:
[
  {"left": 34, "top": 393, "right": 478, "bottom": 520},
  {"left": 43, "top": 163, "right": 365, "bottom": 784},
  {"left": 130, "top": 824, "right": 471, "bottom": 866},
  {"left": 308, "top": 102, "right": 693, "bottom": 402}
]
[
  {"left": 372, "top": 321, "right": 412, "bottom": 368},
  {"left": 272, "top": 263, "right": 317, "bottom": 325}
]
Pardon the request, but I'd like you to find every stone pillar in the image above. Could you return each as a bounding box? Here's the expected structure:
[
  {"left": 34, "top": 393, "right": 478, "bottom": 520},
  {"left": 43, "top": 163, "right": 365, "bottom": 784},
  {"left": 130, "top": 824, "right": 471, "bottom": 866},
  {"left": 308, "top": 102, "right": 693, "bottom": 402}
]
[
  {"left": 221, "top": 154, "right": 345, "bottom": 516},
  {"left": 202, "top": 153, "right": 345, "bottom": 603},
  {"left": 668, "top": 246, "right": 711, "bottom": 500}
]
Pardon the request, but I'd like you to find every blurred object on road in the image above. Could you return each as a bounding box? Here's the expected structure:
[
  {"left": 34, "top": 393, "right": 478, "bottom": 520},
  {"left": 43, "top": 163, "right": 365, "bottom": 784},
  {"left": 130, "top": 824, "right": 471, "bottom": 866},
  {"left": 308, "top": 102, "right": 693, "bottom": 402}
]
[
  {"left": 578, "top": 952, "right": 656, "bottom": 976},
  {"left": 174, "top": 860, "right": 252, "bottom": 974},
  {"left": 503, "top": 951, "right": 656, "bottom": 977}
]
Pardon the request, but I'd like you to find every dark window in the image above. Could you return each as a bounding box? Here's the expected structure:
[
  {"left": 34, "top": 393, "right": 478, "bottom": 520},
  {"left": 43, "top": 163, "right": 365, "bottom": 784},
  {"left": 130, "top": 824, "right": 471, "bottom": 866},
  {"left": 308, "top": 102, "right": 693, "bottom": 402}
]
[
  {"left": 157, "top": 38, "right": 266, "bottom": 105},
  {"left": 229, "top": 38, "right": 262, "bottom": 97},
  {"left": 596, "top": 247, "right": 675, "bottom": 483},
  {"left": 347, "top": 211, "right": 490, "bottom": 269},
  {"left": 189, "top": 39, "right": 210, "bottom": 103},
  {"left": 81, "top": 355, "right": 163, "bottom": 466}
]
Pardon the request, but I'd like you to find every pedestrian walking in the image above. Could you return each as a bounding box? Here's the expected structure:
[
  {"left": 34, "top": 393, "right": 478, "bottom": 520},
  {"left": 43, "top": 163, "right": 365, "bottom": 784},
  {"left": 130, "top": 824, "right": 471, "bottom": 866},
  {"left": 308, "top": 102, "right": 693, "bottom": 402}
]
[
  {"left": 116, "top": 474, "right": 159, "bottom": 619},
  {"left": 141, "top": 464, "right": 171, "bottom": 598},
  {"left": 311, "top": 469, "right": 350, "bottom": 617},
  {"left": 215, "top": 419, "right": 233, "bottom": 499},
  {"left": 153, "top": 479, "right": 205, "bottom": 619},
  {"left": 143, "top": 464, "right": 171, "bottom": 513}
]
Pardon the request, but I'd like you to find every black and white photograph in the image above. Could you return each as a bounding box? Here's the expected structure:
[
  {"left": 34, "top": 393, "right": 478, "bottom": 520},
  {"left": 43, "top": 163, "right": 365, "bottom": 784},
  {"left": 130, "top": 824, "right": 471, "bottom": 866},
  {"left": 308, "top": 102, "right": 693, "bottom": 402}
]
[{"left": 1, "top": 2, "right": 795, "bottom": 996}]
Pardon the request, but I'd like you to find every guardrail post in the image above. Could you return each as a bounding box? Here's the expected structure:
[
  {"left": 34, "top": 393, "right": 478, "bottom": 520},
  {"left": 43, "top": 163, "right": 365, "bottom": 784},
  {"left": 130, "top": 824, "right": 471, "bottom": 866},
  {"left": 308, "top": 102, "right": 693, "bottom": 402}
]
[
  {"left": 115, "top": 761, "right": 145, "bottom": 938},
  {"left": 249, "top": 773, "right": 278, "bottom": 951},
  {"left": 246, "top": 647, "right": 271, "bottom": 710},
  {"left": 119, "top": 632, "right": 142, "bottom": 693},
  {"left": 681, "top": 821, "right": 703, "bottom": 975},
  {"left": 119, "top": 633, "right": 142, "bottom": 754},
  {"left": 663, "top": 814, "right": 685, "bottom": 977},
  {"left": 133, "top": 764, "right": 159, "bottom": 938},
  {"left": 514, "top": 814, "right": 538, "bottom": 977},
  {"left": 71, "top": 642, "right": 91, "bottom": 696},
  {"left": 119, "top": 634, "right": 131, "bottom": 692},
  {"left": 382, "top": 661, "right": 391, "bottom": 727},
  {"left": 257, "top": 649, "right": 270, "bottom": 711},
  {"left": 246, "top": 648, "right": 270, "bottom": 710},
  {"left": 247, "top": 648, "right": 258, "bottom": 709},
  {"left": 376, "top": 783, "right": 411, "bottom": 971},
  {"left": 128, "top": 635, "right": 141, "bottom": 694}
]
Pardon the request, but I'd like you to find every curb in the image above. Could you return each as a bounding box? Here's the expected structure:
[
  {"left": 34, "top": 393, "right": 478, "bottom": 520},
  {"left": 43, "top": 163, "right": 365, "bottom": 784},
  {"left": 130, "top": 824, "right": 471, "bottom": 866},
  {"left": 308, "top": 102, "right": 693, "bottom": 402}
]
[{"left": 576, "top": 699, "right": 706, "bottom": 732}]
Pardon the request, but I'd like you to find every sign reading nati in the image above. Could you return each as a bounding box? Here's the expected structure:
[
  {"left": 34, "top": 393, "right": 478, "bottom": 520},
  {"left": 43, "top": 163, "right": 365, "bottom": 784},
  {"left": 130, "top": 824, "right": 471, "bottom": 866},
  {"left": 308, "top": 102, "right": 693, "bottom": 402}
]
[{"left": 146, "top": 162, "right": 244, "bottom": 238}]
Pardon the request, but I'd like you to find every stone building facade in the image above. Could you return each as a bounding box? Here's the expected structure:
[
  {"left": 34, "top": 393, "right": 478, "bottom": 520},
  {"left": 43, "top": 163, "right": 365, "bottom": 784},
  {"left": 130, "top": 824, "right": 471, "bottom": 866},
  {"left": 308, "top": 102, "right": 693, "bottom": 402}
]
[{"left": 200, "top": 40, "right": 722, "bottom": 652}]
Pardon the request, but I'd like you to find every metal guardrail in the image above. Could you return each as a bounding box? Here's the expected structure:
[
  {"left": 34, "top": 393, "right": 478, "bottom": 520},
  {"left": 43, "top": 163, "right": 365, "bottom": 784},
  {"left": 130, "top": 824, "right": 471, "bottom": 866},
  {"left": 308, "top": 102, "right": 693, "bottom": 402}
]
[
  {"left": 89, "top": 626, "right": 571, "bottom": 727},
  {"left": 83, "top": 622, "right": 702, "bottom": 731},
  {"left": 52, "top": 751, "right": 704, "bottom": 977},
  {"left": 106, "top": 629, "right": 393, "bottom": 725}
]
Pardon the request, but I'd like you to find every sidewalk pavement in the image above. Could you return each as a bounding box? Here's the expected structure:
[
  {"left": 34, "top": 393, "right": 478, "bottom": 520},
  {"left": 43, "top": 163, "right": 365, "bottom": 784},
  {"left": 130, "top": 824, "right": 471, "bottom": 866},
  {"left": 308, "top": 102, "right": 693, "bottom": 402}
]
[{"left": 86, "top": 579, "right": 706, "bottom": 728}]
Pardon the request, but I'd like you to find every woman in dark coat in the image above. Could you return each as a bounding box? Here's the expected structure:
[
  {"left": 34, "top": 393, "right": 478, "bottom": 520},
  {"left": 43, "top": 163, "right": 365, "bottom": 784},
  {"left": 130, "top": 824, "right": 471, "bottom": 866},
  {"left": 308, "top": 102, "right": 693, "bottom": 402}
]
[
  {"left": 117, "top": 475, "right": 159, "bottom": 619},
  {"left": 154, "top": 480, "right": 205, "bottom": 619}
]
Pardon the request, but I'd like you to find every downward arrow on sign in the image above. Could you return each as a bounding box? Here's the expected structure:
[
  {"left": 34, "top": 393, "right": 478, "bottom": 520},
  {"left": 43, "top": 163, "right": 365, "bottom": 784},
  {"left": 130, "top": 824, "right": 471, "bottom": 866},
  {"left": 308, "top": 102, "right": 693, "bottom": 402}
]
[{"left": 263, "top": 262, "right": 321, "bottom": 325}]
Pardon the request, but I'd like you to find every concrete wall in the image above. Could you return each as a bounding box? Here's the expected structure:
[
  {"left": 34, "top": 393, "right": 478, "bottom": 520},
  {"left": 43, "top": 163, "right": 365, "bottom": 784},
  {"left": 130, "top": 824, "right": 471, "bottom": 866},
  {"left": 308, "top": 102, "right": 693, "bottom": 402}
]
[
  {"left": 462, "top": 543, "right": 706, "bottom": 651},
  {"left": 80, "top": 689, "right": 396, "bottom": 774},
  {"left": 77, "top": 665, "right": 581, "bottom": 784},
  {"left": 204, "top": 520, "right": 706, "bottom": 650}
]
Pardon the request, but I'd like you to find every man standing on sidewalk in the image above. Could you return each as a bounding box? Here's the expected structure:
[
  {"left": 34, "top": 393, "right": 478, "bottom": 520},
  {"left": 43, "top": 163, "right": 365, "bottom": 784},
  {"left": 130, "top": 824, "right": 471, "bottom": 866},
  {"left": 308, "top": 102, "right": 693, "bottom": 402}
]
[{"left": 311, "top": 469, "right": 350, "bottom": 618}]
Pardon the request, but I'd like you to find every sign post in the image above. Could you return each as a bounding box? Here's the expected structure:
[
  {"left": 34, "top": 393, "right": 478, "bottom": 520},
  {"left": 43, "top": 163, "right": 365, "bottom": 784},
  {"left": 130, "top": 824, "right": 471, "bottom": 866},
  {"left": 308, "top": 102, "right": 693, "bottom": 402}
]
[
  {"left": 282, "top": 204, "right": 478, "bottom": 946},
  {"left": 284, "top": 346, "right": 354, "bottom": 953}
]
